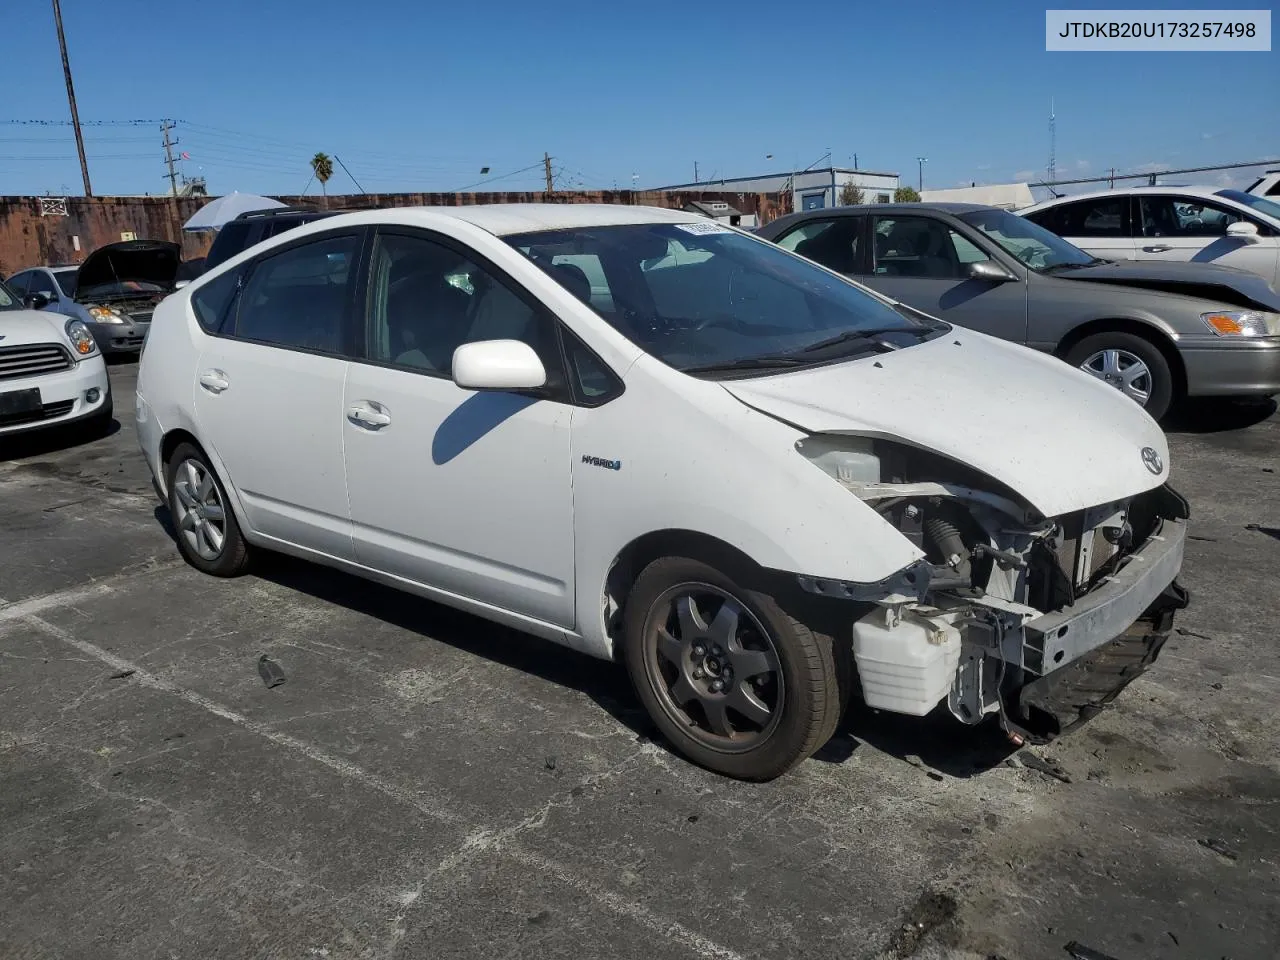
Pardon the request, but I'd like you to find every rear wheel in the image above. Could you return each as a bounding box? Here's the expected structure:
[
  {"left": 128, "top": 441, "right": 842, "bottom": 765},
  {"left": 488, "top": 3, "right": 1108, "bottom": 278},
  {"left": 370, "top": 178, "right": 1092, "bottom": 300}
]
[
  {"left": 165, "top": 442, "right": 250, "bottom": 577},
  {"left": 623, "top": 556, "right": 846, "bottom": 781},
  {"left": 1065, "top": 331, "right": 1175, "bottom": 421}
]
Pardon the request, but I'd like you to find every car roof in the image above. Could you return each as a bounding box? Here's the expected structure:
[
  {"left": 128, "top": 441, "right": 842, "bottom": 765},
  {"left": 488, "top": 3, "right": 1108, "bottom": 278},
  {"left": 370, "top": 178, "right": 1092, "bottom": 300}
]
[
  {"left": 305, "top": 203, "right": 706, "bottom": 237},
  {"left": 1022, "top": 185, "right": 1236, "bottom": 212}
]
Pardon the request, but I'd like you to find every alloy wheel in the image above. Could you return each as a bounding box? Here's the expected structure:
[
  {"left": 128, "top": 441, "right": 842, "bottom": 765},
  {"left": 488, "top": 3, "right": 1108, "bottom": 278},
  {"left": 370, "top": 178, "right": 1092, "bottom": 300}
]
[
  {"left": 171, "top": 458, "right": 227, "bottom": 561},
  {"left": 643, "top": 583, "right": 783, "bottom": 752},
  {"left": 1079, "top": 348, "right": 1152, "bottom": 406}
]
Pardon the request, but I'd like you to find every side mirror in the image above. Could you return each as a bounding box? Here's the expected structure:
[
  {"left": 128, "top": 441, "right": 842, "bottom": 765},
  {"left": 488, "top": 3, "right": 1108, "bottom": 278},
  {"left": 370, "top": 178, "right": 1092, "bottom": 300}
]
[
  {"left": 452, "top": 339, "right": 547, "bottom": 391},
  {"left": 1226, "top": 221, "right": 1260, "bottom": 244},
  {"left": 25, "top": 291, "right": 52, "bottom": 309},
  {"left": 966, "top": 260, "right": 1015, "bottom": 282}
]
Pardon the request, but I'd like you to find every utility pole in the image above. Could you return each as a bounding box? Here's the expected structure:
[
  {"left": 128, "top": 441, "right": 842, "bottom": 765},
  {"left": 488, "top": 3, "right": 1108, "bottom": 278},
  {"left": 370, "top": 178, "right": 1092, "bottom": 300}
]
[
  {"left": 1047, "top": 97, "right": 1057, "bottom": 185},
  {"left": 693, "top": 161, "right": 699, "bottom": 183},
  {"left": 915, "top": 156, "right": 928, "bottom": 192},
  {"left": 1108, "top": 167, "right": 1116, "bottom": 188},
  {"left": 161, "top": 120, "right": 180, "bottom": 196},
  {"left": 544, "top": 153, "right": 553, "bottom": 193},
  {"left": 51, "top": 0, "right": 91, "bottom": 196}
]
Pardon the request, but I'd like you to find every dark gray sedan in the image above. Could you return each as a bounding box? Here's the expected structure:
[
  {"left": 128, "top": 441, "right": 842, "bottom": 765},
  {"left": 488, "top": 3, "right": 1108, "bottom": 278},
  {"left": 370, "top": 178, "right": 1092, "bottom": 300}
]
[{"left": 756, "top": 203, "right": 1280, "bottom": 419}]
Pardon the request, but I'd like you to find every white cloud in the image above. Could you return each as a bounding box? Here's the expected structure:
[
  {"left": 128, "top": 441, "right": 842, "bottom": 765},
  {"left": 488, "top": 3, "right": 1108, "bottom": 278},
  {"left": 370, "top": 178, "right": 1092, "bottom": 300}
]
[
  {"left": 976, "top": 164, "right": 992, "bottom": 171},
  {"left": 1013, "top": 168, "right": 1038, "bottom": 181},
  {"left": 1074, "top": 159, "right": 1091, "bottom": 171}
]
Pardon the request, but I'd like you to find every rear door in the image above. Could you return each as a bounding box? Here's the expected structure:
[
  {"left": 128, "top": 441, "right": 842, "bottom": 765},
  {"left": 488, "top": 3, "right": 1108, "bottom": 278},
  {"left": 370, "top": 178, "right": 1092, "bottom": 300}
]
[
  {"left": 1022, "top": 195, "right": 1138, "bottom": 261},
  {"left": 192, "top": 229, "right": 364, "bottom": 560},
  {"left": 854, "top": 214, "right": 1030, "bottom": 342}
]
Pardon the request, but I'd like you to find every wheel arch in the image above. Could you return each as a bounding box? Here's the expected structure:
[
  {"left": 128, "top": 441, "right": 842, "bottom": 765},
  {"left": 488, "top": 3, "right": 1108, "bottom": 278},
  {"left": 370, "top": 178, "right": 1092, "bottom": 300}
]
[
  {"left": 158, "top": 427, "right": 254, "bottom": 539},
  {"left": 600, "top": 528, "right": 817, "bottom": 659},
  {"left": 1054, "top": 317, "right": 1188, "bottom": 399}
]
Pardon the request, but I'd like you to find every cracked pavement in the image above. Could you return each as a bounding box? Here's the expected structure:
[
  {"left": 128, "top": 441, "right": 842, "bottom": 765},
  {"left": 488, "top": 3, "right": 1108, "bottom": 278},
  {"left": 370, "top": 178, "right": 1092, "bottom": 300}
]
[{"left": 2, "top": 362, "right": 1278, "bottom": 959}]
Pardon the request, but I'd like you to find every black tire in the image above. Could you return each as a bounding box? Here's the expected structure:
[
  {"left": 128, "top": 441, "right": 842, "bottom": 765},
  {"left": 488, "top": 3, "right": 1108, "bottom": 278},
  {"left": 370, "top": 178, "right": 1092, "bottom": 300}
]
[
  {"left": 1065, "top": 331, "right": 1175, "bottom": 421},
  {"left": 164, "top": 441, "right": 251, "bottom": 577},
  {"left": 622, "top": 556, "right": 847, "bottom": 781}
]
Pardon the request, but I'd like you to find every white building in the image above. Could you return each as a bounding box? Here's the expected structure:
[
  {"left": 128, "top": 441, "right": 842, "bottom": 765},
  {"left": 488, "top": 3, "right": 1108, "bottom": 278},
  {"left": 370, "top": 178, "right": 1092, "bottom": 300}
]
[
  {"left": 657, "top": 167, "right": 901, "bottom": 212},
  {"left": 920, "top": 182, "right": 1036, "bottom": 210}
]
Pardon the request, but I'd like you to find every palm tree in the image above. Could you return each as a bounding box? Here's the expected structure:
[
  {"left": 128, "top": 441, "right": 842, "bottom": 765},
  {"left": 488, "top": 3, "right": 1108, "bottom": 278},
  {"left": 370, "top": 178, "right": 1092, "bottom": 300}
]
[{"left": 311, "top": 152, "right": 333, "bottom": 207}]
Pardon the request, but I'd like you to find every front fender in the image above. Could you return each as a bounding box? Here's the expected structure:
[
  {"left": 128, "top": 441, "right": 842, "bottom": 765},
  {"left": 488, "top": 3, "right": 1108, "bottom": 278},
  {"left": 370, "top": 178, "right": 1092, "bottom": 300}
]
[{"left": 569, "top": 360, "right": 924, "bottom": 656}]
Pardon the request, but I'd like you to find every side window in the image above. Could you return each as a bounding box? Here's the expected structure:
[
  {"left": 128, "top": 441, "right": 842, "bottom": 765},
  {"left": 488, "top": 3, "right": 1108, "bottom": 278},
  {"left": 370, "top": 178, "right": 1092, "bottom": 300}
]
[
  {"left": 876, "top": 193, "right": 892, "bottom": 204},
  {"left": 1171, "top": 198, "right": 1244, "bottom": 237},
  {"left": 873, "top": 217, "right": 965, "bottom": 279},
  {"left": 232, "top": 234, "right": 358, "bottom": 354},
  {"left": 562, "top": 329, "right": 622, "bottom": 405},
  {"left": 948, "top": 230, "right": 988, "bottom": 264},
  {"left": 1054, "top": 198, "right": 1128, "bottom": 237},
  {"left": 191, "top": 268, "right": 243, "bottom": 334},
  {"left": 775, "top": 218, "right": 860, "bottom": 274},
  {"left": 6, "top": 271, "right": 30, "bottom": 296},
  {"left": 364, "top": 231, "right": 563, "bottom": 387},
  {"left": 27, "top": 271, "right": 57, "bottom": 298}
]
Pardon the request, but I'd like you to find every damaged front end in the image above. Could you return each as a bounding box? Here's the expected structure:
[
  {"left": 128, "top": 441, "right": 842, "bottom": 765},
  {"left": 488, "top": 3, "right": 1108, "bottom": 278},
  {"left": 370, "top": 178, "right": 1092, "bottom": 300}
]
[{"left": 796, "top": 438, "right": 1190, "bottom": 743}]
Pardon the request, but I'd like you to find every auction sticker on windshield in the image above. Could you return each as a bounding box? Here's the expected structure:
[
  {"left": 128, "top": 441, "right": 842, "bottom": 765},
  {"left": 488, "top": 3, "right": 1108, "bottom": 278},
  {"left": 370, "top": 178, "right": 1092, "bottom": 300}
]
[{"left": 674, "top": 222, "right": 735, "bottom": 236}]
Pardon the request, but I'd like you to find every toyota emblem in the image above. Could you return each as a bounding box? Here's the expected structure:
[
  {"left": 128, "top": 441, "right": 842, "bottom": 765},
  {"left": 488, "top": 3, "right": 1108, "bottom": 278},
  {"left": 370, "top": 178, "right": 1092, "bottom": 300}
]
[{"left": 1141, "top": 447, "right": 1164, "bottom": 475}]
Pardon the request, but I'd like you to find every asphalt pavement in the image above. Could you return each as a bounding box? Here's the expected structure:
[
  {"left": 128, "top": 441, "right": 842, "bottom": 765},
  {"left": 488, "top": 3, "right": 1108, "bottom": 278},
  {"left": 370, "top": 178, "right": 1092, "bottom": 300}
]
[{"left": 2, "top": 360, "right": 1278, "bottom": 960}]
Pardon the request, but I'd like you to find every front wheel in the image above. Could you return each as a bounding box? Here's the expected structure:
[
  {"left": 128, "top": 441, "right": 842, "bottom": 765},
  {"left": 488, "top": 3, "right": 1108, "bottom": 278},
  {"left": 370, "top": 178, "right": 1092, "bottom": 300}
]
[
  {"left": 1065, "top": 332, "right": 1175, "bottom": 421},
  {"left": 622, "top": 556, "right": 846, "bottom": 781}
]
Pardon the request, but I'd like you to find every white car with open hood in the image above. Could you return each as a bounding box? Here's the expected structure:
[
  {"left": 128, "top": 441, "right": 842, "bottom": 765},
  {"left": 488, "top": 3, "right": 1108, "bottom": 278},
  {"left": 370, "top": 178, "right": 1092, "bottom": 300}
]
[
  {"left": 0, "top": 276, "right": 111, "bottom": 438},
  {"left": 135, "top": 204, "right": 1189, "bottom": 780}
]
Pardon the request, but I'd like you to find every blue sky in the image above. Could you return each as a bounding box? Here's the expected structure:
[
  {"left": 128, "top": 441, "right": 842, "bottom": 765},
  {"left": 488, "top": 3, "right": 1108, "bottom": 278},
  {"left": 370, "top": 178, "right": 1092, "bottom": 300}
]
[{"left": 1, "top": 0, "right": 1276, "bottom": 197}]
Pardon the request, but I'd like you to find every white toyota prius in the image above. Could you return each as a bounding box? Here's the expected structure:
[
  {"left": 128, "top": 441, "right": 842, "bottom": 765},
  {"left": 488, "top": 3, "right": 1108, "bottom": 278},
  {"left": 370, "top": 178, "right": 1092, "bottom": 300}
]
[{"left": 136, "top": 204, "right": 1189, "bottom": 780}]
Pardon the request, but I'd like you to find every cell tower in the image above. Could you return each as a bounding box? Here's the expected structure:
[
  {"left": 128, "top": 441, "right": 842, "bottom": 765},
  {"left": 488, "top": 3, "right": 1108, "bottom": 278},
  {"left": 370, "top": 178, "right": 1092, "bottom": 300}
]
[{"left": 1047, "top": 98, "right": 1057, "bottom": 185}]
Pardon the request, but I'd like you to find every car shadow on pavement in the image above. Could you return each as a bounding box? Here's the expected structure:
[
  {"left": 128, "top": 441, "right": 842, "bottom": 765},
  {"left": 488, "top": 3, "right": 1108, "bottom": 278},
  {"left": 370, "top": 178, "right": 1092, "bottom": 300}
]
[
  {"left": 1165, "top": 396, "right": 1277, "bottom": 434},
  {"left": 0, "top": 417, "right": 120, "bottom": 462},
  {"left": 827, "top": 701, "right": 1018, "bottom": 778},
  {"left": 151, "top": 502, "right": 1026, "bottom": 779}
]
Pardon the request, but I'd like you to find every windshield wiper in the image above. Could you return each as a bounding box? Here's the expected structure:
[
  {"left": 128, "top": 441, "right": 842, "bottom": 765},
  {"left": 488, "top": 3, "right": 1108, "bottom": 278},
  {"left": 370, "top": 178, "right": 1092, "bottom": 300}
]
[
  {"left": 796, "top": 327, "right": 923, "bottom": 354},
  {"left": 683, "top": 355, "right": 811, "bottom": 374}
]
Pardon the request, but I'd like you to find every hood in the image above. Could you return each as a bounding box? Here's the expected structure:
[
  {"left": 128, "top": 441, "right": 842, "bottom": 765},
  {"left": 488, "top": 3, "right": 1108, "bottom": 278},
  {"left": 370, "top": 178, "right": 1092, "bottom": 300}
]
[
  {"left": 1054, "top": 259, "right": 1280, "bottom": 312},
  {"left": 720, "top": 330, "right": 1170, "bottom": 518},
  {"left": 0, "top": 308, "right": 75, "bottom": 348},
  {"left": 75, "top": 240, "right": 181, "bottom": 297}
]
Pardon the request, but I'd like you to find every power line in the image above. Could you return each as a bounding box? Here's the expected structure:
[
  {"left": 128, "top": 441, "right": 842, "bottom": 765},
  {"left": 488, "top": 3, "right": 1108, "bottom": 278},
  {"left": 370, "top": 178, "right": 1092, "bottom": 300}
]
[{"left": 456, "top": 160, "right": 546, "bottom": 191}]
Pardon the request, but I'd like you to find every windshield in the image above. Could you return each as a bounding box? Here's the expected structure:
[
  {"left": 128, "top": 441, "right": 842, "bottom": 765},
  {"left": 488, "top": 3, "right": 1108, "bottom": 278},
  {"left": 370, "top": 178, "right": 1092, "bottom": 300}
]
[
  {"left": 0, "top": 279, "right": 20, "bottom": 311},
  {"left": 962, "top": 208, "right": 1095, "bottom": 270},
  {"left": 52, "top": 268, "right": 77, "bottom": 297},
  {"left": 506, "top": 222, "right": 941, "bottom": 374},
  {"left": 1216, "top": 189, "right": 1280, "bottom": 222}
]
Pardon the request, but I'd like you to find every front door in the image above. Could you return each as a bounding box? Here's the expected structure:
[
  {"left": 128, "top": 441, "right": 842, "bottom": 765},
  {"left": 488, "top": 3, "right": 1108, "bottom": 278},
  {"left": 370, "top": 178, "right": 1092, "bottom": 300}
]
[
  {"left": 342, "top": 228, "right": 575, "bottom": 627},
  {"left": 856, "top": 214, "right": 1030, "bottom": 343},
  {"left": 192, "top": 231, "right": 361, "bottom": 560},
  {"left": 1135, "top": 194, "right": 1280, "bottom": 284}
]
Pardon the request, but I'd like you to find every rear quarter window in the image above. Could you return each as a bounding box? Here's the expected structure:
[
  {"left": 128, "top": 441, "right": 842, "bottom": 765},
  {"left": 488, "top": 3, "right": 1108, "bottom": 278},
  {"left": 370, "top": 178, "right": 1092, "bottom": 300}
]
[{"left": 191, "top": 269, "right": 242, "bottom": 334}]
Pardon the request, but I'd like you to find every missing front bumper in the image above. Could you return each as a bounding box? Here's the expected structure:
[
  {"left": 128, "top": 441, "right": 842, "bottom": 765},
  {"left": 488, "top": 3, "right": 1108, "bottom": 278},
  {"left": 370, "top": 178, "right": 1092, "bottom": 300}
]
[{"left": 1006, "top": 579, "right": 1190, "bottom": 742}]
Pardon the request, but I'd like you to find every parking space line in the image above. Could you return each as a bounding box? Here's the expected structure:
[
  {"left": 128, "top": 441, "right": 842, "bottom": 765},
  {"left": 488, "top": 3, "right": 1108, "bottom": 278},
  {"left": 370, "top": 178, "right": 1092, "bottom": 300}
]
[
  {"left": 24, "top": 613, "right": 755, "bottom": 960},
  {"left": 0, "top": 558, "right": 184, "bottom": 622},
  {"left": 23, "top": 613, "right": 468, "bottom": 828}
]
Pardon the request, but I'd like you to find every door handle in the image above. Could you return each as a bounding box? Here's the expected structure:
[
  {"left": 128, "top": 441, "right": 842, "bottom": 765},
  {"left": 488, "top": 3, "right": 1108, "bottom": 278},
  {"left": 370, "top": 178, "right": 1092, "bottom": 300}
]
[
  {"left": 346, "top": 401, "right": 391, "bottom": 429},
  {"left": 1142, "top": 244, "right": 1172, "bottom": 253},
  {"left": 198, "top": 370, "right": 229, "bottom": 394}
]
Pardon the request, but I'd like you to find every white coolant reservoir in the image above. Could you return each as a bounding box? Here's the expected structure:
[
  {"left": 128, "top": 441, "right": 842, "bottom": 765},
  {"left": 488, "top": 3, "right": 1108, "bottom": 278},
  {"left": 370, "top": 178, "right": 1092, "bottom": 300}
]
[
  {"left": 852, "top": 610, "right": 962, "bottom": 716},
  {"left": 795, "top": 435, "right": 880, "bottom": 483}
]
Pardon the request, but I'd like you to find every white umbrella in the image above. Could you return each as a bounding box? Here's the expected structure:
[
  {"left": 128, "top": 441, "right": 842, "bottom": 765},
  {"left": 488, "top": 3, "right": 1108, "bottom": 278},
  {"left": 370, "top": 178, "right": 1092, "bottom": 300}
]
[{"left": 183, "top": 191, "right": 287, "bottom": 232}]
